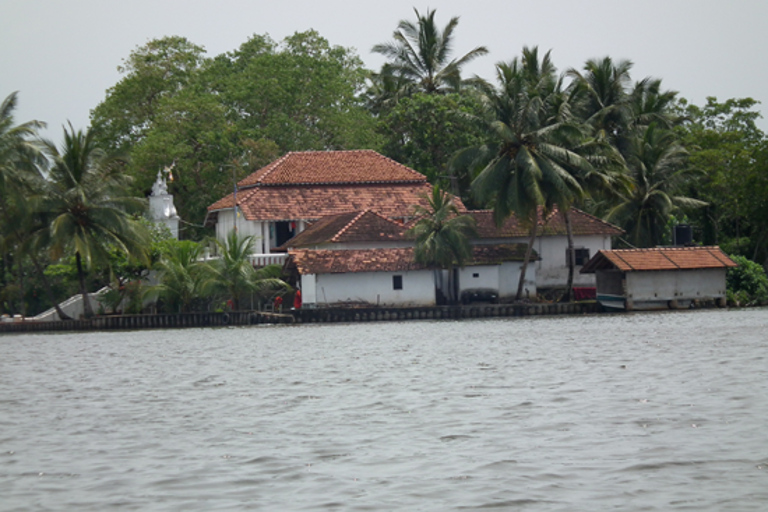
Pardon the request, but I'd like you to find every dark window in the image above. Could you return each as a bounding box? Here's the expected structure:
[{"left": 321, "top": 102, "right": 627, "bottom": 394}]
[
  {"left": 393, "top": 275, "right": 403, "bottom": 290},
  {"left": 472, "top": 273, "right": 480, "bottom": 278},
  {"left": 566, "top": 248, "right": 591, "bottom": 266}
]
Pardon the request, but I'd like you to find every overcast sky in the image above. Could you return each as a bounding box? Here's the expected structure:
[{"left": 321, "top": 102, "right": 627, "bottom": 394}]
[{"left": 3, "top": 0, "right": 767, "bottom": 140}]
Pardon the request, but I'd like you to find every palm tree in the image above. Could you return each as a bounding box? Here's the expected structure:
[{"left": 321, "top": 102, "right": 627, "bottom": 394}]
[
  {"left": 41, "top": 124, "right": 150, "bottom": 318},
  {"left": 408, "top": 184, "right": 476, "bottom": 304},
  {"left": 0, "top": 92, "right": 75, "bottom": 318},
  {"left": 202, "top": 230, "right": 290, "bottom": 310},
  {"left": 147, "top": 240, "right": 206, "bottom": 313},
  {"left": 606, "top": 122, "right": 705, "bottom": 247},
  {"left": 372, "top": 8, "right": 488, "bottom": 96},
  {"left": 458, "top": 47, "right": 589, "bottom": 300},
  {"left": 567, "top": 57, "right": 633, "bottom": 152}
]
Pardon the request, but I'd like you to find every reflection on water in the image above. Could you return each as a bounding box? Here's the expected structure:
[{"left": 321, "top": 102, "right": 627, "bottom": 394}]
[{"left": 1, "top": 308, "right": 767, "bottom": 511}]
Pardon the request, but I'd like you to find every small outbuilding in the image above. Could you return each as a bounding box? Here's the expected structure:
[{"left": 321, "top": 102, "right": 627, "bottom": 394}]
[{"left": 580, "top": 246, "right": 737, "bottom": 310}]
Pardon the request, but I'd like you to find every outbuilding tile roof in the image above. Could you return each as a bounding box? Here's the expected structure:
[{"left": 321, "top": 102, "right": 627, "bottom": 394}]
[
  {"left": 239, "top": 150, "right": 426, "bottom": 187},
  {"left": 279, "top": 210, "right": 408, "bottom": 249},
  {"left": 580, "top": 246, "right": 737, "bottom": 273},
  {"left": 471, "top": 206, "right": 623, "bottom": 238}
]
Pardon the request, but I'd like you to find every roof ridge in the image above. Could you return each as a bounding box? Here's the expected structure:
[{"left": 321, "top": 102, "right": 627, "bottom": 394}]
[
  {"left": 253, "top": 152, "right": 291, "bottom": 186},
  {"left": 331, "top": 210, "right": 368, "bottom": 243}
]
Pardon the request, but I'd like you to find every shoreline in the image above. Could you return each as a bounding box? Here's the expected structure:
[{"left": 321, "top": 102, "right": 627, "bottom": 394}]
[{"left": 0, "top": 300, "right": 735, "bottom": 334}]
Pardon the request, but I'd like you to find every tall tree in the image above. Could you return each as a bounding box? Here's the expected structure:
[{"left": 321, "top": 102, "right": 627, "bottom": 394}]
[
  {"left": 606, "top": 122, "right": 705, "bottom": 247},
  {"left": 676, "top": 97, "right": 768, "bottom": 261},
  {"left": 408, "top": 184, "right": 476, "bottom": 304},
  {"left": 41, "top": 125, "right": 150, "bottom": 318},
  {"left": 372, "top": 8, "right": 488, "bottom": 96},
  {"left": 377, "top": 92, "right": 487, "bottom": 197},
  {"left": 0, "top": 92, "right": 57, "bottom": 316},
  {"left": 206, "top": 30, "right": 379, "bottom": 152},
  {"left": 457, "top": 48, "right": 588, "bottom": 299},
  {"left": 90, "top": 36, "right": 207, "bottom": 153}
]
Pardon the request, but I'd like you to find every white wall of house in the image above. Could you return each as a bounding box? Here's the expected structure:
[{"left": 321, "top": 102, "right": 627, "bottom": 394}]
[
  {"left": 500, "top": 261, "right": 537, "bottom": 299},
  {"left": 455, "top": 262, "right": 537, "bottom": 301},
  {"left": 458, "top": 265, "right": 499, "bottom": 293},
  {"left": 534, "top": 234, "right": 612, "bottom": 288},
  {"left": 300, "top": 270, "right": 435, "bottom": 306},
  {"left": 216, "top": 215, "right": 310, "bottom": 254},
  {"left": 626, "top": 269, "right": 728, "bottom": 302},
  {"left": 473, "top": 234, "right": 611, "bottom": 289}
]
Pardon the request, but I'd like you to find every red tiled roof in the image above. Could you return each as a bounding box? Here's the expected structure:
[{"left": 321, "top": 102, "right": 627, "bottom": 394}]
[
  {"left": 289, "top": 248, "right": 425, "bottom": 274},
  {"left": 471, "top": 206, "right": 624, "bottom": 238},
  {"left": 239, "top": 150, "right": 426, "bottom": 187},
  {"left": 288, "top": 244, "right": 535, "bottom": 275},
  {"left": 280, "top": 210, "right": 408, "bottom": 249},
  {"left": 580, "top": 246, "right": 737, "bottom": 273},
  {"left": 209, "top": 182, "right": 449, "bottom": 221}
]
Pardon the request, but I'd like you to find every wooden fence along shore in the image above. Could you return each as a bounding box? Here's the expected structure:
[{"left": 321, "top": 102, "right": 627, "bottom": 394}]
[{"left": 0, "top": 302, "right": 604, "bottom": 333}]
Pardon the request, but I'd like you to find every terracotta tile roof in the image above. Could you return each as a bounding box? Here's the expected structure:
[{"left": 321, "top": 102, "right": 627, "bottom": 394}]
[
  {"left": 208, "top": 182, "right": 448, "bottom": 221},
  {"left": 288, "top": 244, "right": 536, "bottom": 275},
  {"left": 470, "top": 206, "right": 624, "bottom": 238},
  {"left": 239, "top": 150, "right": 426, "bottom": 187},
  {"left": 279, "top": 210, "right": 408, "bottom": 249},
  {"left": 580, "top": 246, "right": 737, "bottom": 273},
  {"left": 289, "top": 248, "right": 426, "bottom": 274}
]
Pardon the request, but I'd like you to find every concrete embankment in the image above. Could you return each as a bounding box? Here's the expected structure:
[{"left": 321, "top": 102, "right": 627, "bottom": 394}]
[{"left": 0, "top": 302, "right": 602, "bottom": 334}]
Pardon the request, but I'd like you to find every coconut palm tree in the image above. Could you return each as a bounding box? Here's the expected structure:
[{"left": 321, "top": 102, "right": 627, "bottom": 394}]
[
  {"left": 567, "top": 57, "right": 633, "bottom": 151},
  {"left": 0, "top": 92, "right": 76, "bottom": 318},
  {"left": 408, "top": 184, "right": 476, "bottom": 304},
  {"left": 202, "top": 230, "right": 290, "bottom": 310},
  {"left": 606, "top": 122, "right": 705, "bottom": 247},
  {"left": 458, "top": 47, "right": 590, "bottom": 300},
  {"left": 372, "top": 8, "right": 488, "bottom": 96},
  {"left": 41, "top": 124, "right": 150, "bottom": 318}
]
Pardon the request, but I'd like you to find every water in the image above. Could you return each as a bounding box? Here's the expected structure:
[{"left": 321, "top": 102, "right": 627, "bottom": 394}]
[{"left": 1, "top": 308, "right": 767, "bottom": 511}]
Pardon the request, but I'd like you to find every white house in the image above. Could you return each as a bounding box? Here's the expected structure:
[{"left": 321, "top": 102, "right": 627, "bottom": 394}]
[
  {"left": 286, "top": 245, "right": 535, "bottom": 308},
  {"left": 206, "top": 150, "right": 622, "bottom": 303},
  {"left": 580, "top": 246, "right": 737, "bottom": 310},
  {"left": 206, "top": 150, "right": 442, "bottom": 259},
  {"left": 469, "top": 207, "right": 623, "bottom": 290}
]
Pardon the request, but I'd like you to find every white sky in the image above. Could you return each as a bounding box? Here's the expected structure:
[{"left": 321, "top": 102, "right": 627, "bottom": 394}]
[{"left": 2, "top": 0, "right": 767, "bottom": 140}]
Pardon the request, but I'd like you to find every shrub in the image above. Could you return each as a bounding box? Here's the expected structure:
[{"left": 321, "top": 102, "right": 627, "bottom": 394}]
[{"left": 726, "top": 255, "right": 768, "bottom": 306}]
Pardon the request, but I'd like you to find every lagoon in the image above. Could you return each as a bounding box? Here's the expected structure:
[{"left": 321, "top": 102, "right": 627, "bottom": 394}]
[{"left": 1, "top": 308, "right": 767, "bottom": 511}]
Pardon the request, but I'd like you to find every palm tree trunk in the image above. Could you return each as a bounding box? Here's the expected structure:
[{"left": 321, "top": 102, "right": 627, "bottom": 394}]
[
  {"left": 516, "top": 222, "right": 538, "bottom": 300},
  {"left": 75, "top": 252, "right": 94, "bottom": 318},
  {"left": 563, "top": 208, "right": 575, "bottom": 303}
]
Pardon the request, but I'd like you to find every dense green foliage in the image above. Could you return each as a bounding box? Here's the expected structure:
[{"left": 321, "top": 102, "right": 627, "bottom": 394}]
[
  {"left": 91, "top": 31, "right": 381, "bottom": 234},
  {"left": 726, "top": 255, "right": 768, "bottom": 306}
]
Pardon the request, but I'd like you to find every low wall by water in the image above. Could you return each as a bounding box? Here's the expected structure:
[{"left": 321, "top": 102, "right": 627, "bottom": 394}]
[
  {"left": 0, "top": 302, "right": 603, "bottom": 333},
  {"left": 0, "top": 311, "right": 293, "bottom": 334},
  {"left": 294, "top": 301, "right": 601, "bottom": 323}
]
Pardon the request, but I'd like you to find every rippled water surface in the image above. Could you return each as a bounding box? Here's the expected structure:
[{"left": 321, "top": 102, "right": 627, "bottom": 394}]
[{"left": 2, "top": 308, "right": 767, "bottom": 511}]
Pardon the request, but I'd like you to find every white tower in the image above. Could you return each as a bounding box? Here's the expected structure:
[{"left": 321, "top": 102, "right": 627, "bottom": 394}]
[{"left": 149, "top": 166, "right": 180, "bottom": 239}]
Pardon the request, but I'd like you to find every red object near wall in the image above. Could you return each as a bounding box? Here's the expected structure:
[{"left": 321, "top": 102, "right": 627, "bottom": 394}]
[
  {"left": 293, "top": 289, "right": 302, "bottom": 309},
  {"left": 573, "top": 287, "right": 597, "bottom": 301}
]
